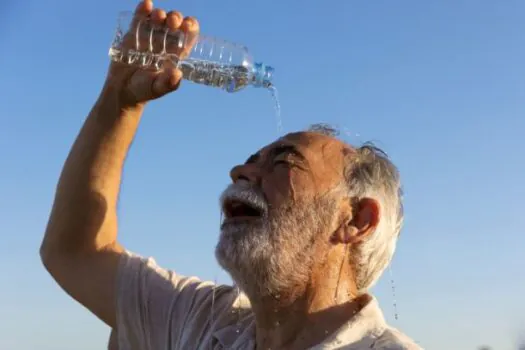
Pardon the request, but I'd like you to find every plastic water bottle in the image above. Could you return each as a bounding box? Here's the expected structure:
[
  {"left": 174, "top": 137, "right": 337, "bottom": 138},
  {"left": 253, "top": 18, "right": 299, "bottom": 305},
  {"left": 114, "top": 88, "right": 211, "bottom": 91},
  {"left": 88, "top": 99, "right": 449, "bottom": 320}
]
[{"left": 109, "top": 11, "right": 275, "bottom": 93}]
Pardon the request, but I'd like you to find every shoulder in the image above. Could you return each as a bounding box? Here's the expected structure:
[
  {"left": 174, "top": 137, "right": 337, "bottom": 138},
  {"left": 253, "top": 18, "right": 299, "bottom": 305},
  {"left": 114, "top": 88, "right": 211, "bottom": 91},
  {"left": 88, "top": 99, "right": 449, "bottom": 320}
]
[
  {"left": 372, "top": 325, "right": 423, "bottom": 350},
  {"left": 116, "top": 251, "right": 250, "bottom": 349}
]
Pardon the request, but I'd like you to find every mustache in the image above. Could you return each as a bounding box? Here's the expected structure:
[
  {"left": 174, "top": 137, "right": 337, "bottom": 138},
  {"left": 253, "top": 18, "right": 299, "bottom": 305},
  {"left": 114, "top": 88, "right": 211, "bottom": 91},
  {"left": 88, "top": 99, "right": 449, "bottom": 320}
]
[{"left": 220, "top": 182, "right": 268, "bottom": 215}]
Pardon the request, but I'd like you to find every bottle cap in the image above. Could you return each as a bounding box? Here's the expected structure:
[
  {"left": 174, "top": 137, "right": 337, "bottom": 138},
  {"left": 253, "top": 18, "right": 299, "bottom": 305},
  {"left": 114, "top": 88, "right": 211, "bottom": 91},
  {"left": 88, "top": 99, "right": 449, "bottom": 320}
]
[{"left": 253, "top": 62, "right": 274, "bottom": 88}]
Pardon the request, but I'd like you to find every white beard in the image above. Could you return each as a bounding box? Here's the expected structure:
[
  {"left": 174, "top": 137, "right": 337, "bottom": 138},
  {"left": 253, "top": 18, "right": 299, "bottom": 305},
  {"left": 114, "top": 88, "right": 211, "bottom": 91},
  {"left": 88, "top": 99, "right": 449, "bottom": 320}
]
[{"left": 215, "top": 184, "right": 339, "bottom": 299}]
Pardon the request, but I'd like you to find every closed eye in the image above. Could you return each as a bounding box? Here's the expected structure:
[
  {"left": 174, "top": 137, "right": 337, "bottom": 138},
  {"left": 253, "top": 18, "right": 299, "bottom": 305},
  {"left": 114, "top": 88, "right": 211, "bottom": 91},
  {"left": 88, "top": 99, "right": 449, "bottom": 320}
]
[{"left": 273, "top": 156, "right": 290, "bottom": 167}]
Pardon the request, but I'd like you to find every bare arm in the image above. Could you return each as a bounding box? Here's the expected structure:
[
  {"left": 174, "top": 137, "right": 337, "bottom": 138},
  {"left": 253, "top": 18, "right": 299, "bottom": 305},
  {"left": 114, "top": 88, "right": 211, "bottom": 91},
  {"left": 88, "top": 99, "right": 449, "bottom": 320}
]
[
  {"left": 40, "top": 0, "right": 199, "bottom": 328},
  {"left": 40, "top": 88, "right": 141, "bottom": 327}
]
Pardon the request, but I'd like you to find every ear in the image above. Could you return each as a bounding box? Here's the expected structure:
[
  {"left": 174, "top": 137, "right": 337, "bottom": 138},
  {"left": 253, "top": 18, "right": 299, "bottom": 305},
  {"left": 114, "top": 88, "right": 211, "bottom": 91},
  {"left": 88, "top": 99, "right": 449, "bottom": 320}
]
[{"left": 331, "top": 198, "right": 380, "bottom": 245}]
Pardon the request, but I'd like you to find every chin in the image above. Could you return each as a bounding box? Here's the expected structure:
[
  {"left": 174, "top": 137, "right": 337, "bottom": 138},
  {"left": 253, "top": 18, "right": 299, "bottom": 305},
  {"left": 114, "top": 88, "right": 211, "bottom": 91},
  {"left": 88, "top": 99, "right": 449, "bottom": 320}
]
[
  {"left": 215, "top": 223, "right": 278, "bottom": 297},
  {"left": 214, "top": 247, "right": 256, "bottom": 296},
  {"left": 215, "top": 223, "right": 311, "bottom": 299}
]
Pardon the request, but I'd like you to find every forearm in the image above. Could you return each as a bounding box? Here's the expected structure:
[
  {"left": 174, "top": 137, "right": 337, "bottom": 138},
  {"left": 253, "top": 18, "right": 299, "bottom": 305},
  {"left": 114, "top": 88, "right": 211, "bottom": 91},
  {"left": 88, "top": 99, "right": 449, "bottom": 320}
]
[
  {"left": 38, "top": 1, "right": 195, "bottom": 328},
  {"left": 41, "top": 87, "right": 144, "bottom": 260}
]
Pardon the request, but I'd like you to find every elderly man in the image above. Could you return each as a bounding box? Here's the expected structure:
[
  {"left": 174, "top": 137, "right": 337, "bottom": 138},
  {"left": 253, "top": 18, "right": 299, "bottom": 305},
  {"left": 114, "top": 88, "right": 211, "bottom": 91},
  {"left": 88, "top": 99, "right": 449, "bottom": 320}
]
[{"left": 40, "top": 1, "right": 420, "bottom": 349}]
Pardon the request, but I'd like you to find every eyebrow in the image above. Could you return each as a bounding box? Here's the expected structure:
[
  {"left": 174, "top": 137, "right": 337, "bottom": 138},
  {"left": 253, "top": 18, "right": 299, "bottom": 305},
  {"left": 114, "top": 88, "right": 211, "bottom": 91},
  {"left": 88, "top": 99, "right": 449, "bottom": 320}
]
[
  {"left": 244, "top": 145, "right": 305, "bottom": 165},
  {"left": 270, "top": 144, "right": 306, "bottom": 161}
]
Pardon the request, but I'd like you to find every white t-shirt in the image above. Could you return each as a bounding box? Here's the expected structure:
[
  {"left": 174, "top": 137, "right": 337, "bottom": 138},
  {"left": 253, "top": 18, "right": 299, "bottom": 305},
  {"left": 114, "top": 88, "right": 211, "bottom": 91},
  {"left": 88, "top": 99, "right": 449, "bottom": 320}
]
[{"left": 116, "top": 251, "right": 423, "bottom": 349}]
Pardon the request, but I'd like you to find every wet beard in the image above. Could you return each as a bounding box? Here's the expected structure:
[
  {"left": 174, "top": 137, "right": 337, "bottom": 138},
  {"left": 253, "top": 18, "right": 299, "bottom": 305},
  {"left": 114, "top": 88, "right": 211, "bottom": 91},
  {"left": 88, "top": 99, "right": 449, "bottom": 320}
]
[{"left": 215, "top": 195, "right": 339, "bottom": 299}]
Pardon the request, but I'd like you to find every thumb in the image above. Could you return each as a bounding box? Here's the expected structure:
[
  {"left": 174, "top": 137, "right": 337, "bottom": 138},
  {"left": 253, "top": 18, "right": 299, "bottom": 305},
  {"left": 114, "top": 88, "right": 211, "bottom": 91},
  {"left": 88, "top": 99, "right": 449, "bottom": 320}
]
[{"left": 151, "top": 68, "right": 183, "bottom": 98}]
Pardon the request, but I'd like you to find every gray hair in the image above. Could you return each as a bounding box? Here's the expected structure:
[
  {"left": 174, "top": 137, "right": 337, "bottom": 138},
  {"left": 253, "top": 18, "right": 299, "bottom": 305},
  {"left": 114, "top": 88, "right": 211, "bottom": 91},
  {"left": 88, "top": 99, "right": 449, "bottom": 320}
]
[{"left": 308, "top": 124, "right": 404, "bottom": 292}]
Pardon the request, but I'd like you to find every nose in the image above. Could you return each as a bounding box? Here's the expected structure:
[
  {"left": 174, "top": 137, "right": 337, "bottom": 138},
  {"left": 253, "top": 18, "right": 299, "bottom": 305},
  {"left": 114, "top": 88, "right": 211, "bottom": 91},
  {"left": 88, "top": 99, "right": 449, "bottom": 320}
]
[{"left": 230, "top": 163, "right": 260, "bottom": 185}]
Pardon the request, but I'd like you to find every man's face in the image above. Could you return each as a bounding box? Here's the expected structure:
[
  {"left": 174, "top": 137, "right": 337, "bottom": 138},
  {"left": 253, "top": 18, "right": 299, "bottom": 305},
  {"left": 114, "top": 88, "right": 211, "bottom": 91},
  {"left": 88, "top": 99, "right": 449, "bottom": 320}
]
[{"left": 215, "top": 132, "right": 351, "bottom": 297}]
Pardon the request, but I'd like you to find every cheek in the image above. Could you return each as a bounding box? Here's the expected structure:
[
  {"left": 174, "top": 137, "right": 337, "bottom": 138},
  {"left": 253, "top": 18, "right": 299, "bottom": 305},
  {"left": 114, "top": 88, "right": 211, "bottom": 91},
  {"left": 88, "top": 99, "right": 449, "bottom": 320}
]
[
  {"left": 262, "top": 167, "right": 293, "bottom": 207},
  {"left": 263, "top": 168, "right": 311, "bottom": 206}
]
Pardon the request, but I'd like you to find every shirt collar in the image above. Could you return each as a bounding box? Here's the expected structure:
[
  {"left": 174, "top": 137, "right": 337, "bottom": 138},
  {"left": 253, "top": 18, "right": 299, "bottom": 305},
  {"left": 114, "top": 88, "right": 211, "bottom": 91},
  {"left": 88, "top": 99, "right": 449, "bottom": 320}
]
[
  {"left": 212, "top": 313, "right": 256, "bottom": 349},
  {"left": 311, "top": 296, "right": 387, "bottom": 349},
  {"left": 213, "top": 296, "right": 387, "bottom": 349}
]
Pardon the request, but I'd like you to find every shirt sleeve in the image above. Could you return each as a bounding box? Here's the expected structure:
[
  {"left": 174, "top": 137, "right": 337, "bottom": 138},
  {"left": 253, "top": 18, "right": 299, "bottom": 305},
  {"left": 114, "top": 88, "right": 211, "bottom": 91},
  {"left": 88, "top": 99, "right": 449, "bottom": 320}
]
[{"left": 115, "top": 250, "right": 225, "bottom": 350}]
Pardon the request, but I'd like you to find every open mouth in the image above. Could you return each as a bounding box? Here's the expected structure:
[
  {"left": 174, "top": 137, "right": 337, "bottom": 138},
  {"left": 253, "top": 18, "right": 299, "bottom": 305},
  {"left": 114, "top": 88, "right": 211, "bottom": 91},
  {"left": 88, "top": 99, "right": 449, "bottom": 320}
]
[{"left": 223, "top": 199, "right": 263, "bottom": 220}]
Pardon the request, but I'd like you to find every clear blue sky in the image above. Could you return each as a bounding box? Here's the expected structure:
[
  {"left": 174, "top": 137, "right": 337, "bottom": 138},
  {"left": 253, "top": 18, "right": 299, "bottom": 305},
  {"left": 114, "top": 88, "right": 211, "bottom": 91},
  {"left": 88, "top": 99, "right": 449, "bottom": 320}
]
[{"left": 1, "top": 0, "right": 524, "bottom": 349}]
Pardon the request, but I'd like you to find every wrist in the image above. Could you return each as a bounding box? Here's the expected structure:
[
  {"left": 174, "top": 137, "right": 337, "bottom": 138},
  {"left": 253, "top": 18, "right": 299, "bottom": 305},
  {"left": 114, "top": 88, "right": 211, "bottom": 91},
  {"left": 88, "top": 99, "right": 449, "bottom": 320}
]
[{"left": 95, "top": 83, "right": 146, "bottom": 122}]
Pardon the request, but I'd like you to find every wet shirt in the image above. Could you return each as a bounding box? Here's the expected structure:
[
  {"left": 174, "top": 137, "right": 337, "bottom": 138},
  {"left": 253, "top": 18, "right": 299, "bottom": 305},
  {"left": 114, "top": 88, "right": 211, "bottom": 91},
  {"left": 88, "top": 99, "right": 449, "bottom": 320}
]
[{"left": 116, "top": 251, "right": 423, "bottom": 350}]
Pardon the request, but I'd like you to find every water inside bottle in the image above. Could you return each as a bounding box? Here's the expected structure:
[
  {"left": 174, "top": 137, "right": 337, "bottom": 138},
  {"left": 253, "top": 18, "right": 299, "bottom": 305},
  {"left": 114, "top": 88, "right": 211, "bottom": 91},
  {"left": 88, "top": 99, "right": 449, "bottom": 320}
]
[{"left": 179, "top": 59, "right": 252, "bottom": 92}]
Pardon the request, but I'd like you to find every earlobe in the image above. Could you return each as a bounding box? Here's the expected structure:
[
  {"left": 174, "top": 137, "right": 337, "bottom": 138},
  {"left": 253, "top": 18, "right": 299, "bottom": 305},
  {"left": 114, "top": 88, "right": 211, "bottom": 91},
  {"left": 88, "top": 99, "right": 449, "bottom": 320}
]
[
  {"left": 330, "top": 223, "right": 363, "bottom": 245},
  {"left": 344, "top": 226, "right": 360, "bottom": 244}
]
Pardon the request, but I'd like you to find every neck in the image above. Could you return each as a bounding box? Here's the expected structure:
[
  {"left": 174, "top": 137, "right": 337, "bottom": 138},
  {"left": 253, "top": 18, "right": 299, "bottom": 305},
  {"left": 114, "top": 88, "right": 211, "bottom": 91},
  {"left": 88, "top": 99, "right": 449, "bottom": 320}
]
[{"left": 247, "top": 248, "right": 369, "bottom": 350}]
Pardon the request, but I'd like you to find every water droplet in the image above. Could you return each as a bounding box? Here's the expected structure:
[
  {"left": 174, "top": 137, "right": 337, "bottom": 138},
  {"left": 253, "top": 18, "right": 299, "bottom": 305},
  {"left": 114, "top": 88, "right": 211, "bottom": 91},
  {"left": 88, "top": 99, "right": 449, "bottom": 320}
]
[
  {"left": 268, "top": 86, "right": 282, "bottom": 134},
  {"left": 388, "top": 266, "right": 399, "bottom": 320}
]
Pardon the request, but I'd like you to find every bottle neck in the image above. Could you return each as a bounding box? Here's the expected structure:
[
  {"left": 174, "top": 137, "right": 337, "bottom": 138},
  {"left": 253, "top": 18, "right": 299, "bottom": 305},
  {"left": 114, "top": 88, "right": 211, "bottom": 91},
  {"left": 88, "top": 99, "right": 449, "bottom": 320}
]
[{"left": 252, "top": 62, "right": 274, "bottom": 88}]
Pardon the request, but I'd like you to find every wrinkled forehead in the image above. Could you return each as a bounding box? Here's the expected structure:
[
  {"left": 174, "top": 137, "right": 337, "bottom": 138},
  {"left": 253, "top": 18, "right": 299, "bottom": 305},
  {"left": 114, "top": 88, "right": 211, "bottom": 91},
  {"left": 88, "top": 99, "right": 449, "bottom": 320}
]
[{"left": 266, "top": 131, "right": 353, "bottom": 155}]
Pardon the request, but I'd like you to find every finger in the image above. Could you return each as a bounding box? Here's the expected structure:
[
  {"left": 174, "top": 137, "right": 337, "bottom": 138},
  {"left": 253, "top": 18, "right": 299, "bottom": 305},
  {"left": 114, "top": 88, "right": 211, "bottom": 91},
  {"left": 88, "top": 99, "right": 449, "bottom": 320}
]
[
  {"left": 147, "top": 8, "right": 167, "bottom": 53},
  {"left": 131, "top": 1, "right": 153, "bottom": 29},
  {"left": 135, "top": 0, "right": 153, "bottom": 16},
  {"left": 166, "top": 11, "right": 184, "bottom": 31},
  {"left": 164, "top": 11, "right": 185, "bottom": 56},
  {"left": 125, "top": 1, "right": 154, "bottom": 49},
  {"left": 152, "top": 68, "right": 183, "bottom": 97},
  {"left": 180, "top": 16, "right": 200, "bottom": 36},
  {"left": 180, "top": 16, "right": 200, "bottom": 57},
  {"left": 151, "top": 8, "right": 167, "bottom": 26}
]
